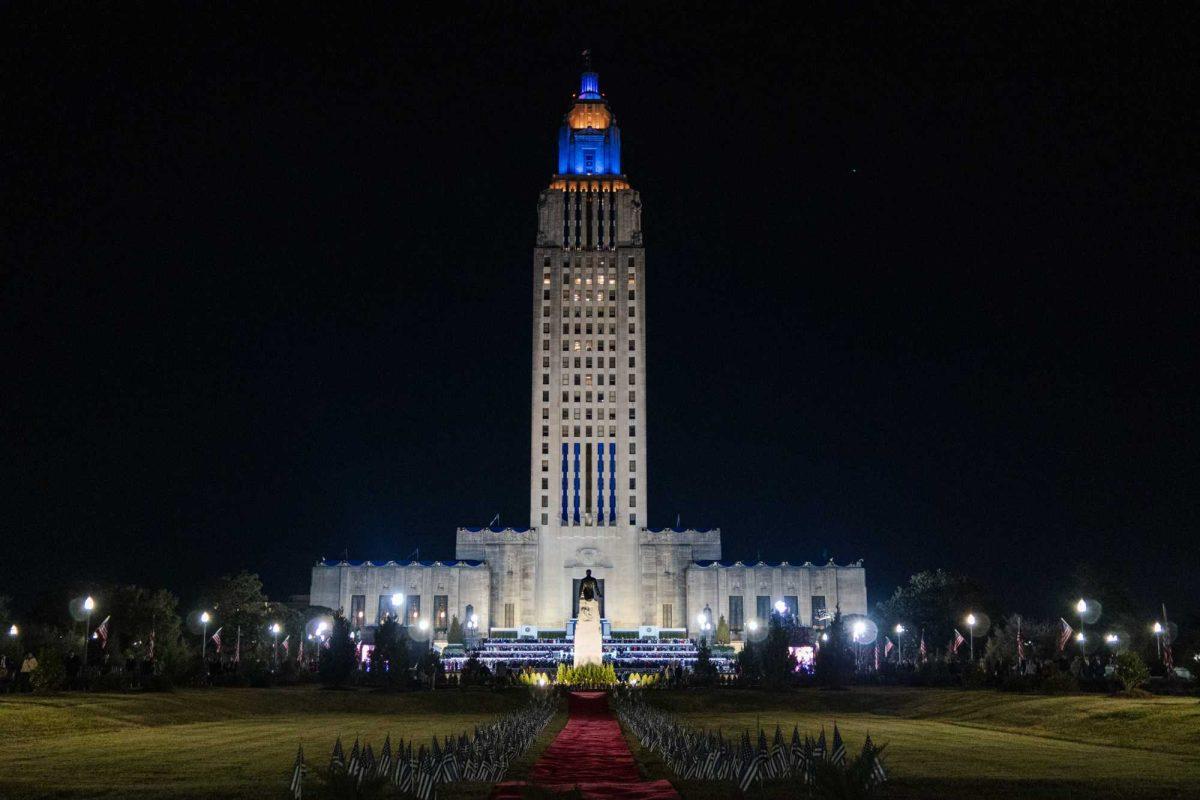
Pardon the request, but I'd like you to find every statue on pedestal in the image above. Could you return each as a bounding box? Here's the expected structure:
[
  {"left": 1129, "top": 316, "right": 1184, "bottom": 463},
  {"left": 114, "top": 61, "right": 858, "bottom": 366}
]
[{"left": 573, "top": 569, "right": 603, "bottom": 667}]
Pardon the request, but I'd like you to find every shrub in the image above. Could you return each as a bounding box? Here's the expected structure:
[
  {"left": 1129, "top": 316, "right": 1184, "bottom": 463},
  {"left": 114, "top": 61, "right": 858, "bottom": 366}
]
[
  {"left": 519, "top": 668, "right": 551, "bottom": 687},
  {"left": 30, "top": 649, "right": 66, "bottom": 693},
  {"left": 554, "top": 662, "right": 618, "bottom": 687},
  {"left": 318, "top": 613, "right": 357, "bottom": 688},
  {"left": 459, "top": 653, "right": 491, "bottom": 687},
  {"left": 447, "top": 615, "right": 464, "bottom": 644},
  {"left": 1040, "top": 666, "right": 1079, "bottom": 694},
  {"left": 1113, "top": 651, "right": 1150, "bottom": 691},
  {"left": 626, "top": 671, "right": 658, "bottom": 687}
]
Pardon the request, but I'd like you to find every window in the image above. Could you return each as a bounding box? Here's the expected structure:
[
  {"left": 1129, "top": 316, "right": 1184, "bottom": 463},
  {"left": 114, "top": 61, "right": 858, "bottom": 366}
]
[
  {"left": 542, "top": 340, "right": 549, "bottom": 351},
  {"left": 629, "top": 291, "right": 635, "bottom": 301},
  {"left": 504, "top": 603, "right": 515, "bottom": 628},
  {"left": 542, "top": 406, "right": 549, "bottom": 418},
  {"left": 811, "top": 595, "right": 828, "bottom": 626},
  {"left": 542, "top": 357, "right": 550, "bottom": 369},
  {"left": 541, "top": 459, "right": 548, "bottom": 472},
  {"left": 377, "top": 595, "right": 390, "bottom": 625},
  {"left": 350, "top": 595, "right": 366, "bottom": 627},
  {"left": 408, "top": 595, "right": 421, "bottom": 624},
  {"left": 434, "top": 595, "right": 449, "bottom": 632},
  {"left": 542, "top": 391, "right": 549, "bottom": 402},
  {"left": 729, "top": 596, "right": 744, "bottom": 631},
  {"left": 541, "top": 495, "right": 548, "bottom": 507},
  {"left": 541, "top": 513, "right": 548, "bottom": 525},
  {"left": 541, "top": 442, "right": 548, "bottom": 454},
  {"left": 629, "top": 373, "right": 635, "bottom": 384},
  {"left": 629, "top": 478, "right": 636, "bottom": 489},
  {"left": 541, "top": 478, "right": 548, "bottom": 489},
  {"left": 542, "top": 374, "right": 549, "bottom": 385},
  {"left": 784, "top": 595, "right": 798, "bottom": 620},
  {"left": 629, "top": 513, "right": 636, "bottom": 525},
  {"left": 629, "top": 443, "right": 636, "bottom": 454},
  {"left": 756, "top": 596, "right": 771, "bottom": 622},
  {"left": 542, "top": 323, "right": 550, "bottom": 334},
  {"left": 543, "top": 306, "right": 550, "bottom": 317},
  {"left": 629, "top": 323, "right": 635, "bottom": 334},
  {"left": 541, "top": 425, "right": 548, "bottom": 437},
  {"left": 629, "top": 495, "right": 636, "bottom": 506},
  {"left": 629, "top": 460, "right": 636, "bottom": 471},
  {"left": 628, "top": 408, "right": 636, "bottom": 419},
  {"left": 629, "top": 340, "right": 635, "bottom": 350},
  {"left": 628, "top": 391, "right": 635, "bottom": 402},
  {"left": 561, "top": 425, "right": 569, "bottom": 436},
  {"left": 661, "top": 603, "right": 673, "bottom": 628},
  {"left": 628, "top": 357, "right": 636, "bottom": 368},
  {"left": 543, "top": 290, "right": 550, "bottom": 300}
]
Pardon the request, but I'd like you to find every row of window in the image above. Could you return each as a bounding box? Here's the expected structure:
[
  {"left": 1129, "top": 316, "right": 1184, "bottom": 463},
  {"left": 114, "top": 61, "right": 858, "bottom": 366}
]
[
  {"left": 539, "top": 442, "right": 637, "bottom": 456},
  {"left": 551, "top": 302, "right": 635, "bottom": 319},
  {"left": 540, "top": 425, "right": 638, "bottom": 439},
  {"left": 539, "top": 513, "right": 637, "bottom": 526},
  {"left": 545, "top": 371, "right": 636, "bottom": 387},
  {"left": 547, "top": 288, "right": 636, "bottom": 302},
  {"left": 538, "top": 390, "right": 637, "bottom": 406},
  {"left": 551, "top": 405, "right": 635, "bottom": 421}
]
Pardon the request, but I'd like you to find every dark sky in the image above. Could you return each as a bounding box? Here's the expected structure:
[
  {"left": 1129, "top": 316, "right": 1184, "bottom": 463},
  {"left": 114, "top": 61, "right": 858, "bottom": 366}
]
[{"left": 3, "top": 5, "right": 1196, "bottom": 617}]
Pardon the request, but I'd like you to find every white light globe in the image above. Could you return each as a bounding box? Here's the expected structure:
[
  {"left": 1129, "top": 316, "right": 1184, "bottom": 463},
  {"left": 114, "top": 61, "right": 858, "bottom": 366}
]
[
  {"left": 392, "top": 593, "right": 404, "bottom": 606},
  {"left": 84, "top": 596, "right": 95, "bottom": 611},
  {"left": 774, "top": 600, "right": 787, "bottom": 613}
]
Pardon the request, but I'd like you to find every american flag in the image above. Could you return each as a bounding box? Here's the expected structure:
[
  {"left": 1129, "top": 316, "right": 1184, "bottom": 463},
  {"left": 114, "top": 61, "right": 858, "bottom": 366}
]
[
  {"left": 329, "top": 736, "right": 345, "bottom": 774},
  {"left": 1058, "top": 618, "right": 1073, "bottom": 653},
  {"left": 918, "top": 632, "right": 927, "bottom": 663},
  {"left": 147, "top": 629, "right": 155, "bottom": 660},
  {"left": 290, "top": 745, "right": 306, "bottom": 799},
  {"left": 211, "top": 627, "right": 223, "bottom": 654},
  {"left": 884, "top": 637, "right": 894, "bottom": 657},
  {"left": 1016, "top": 617, "right": 1025, "bottom": 661},
  {"left": 1163, "top": 640, "right": 1174, "bottom": 671},
  {"left": 95, "top": 616, "right": 111, "bottom": 649},
  {"left": 951, "top": 629, "right": 965, "bottom": 654},
  {"left": 830, "top": 724, "right": 846, "bottom": 766},
  {"left": 282, "top": 635, "right": 290, "bottom": 655},
  {"left": 862, "top": 735, "right": 887, "bottom": 785},
  {"left": 874, "top": 642, "right": 880, "bottom": 671}
]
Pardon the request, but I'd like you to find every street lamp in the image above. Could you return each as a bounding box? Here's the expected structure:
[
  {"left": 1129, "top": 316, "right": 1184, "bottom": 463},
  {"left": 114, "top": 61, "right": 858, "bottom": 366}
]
[
  {"left": 270, "top": 623, "right": 282, "bottom": 669},
  {"left": 82, "top": 596, "right": 96, "bottom": 667},
  {"left": 1105, "top": 633, "right": 1119, "bottom": 647},
  {"left": 747, "top": 619, "right": 759, "bottom": 633},
  {"left": 894, "top": 624, "right": 906, "bottom": 664},
  {"left": 200, "top": 611, "right": 211, "bottom": 659},
  {"left": 965, "top": 614, "right": 977, "bottom": 662},
  {"left": 852, "top": 620, "right": 867, "bottom": 671},
  {"left": 774, "top": 600, "right": 787, "bottom": 614},
  {"left": 391, "top": 593, "right": 405, "bottom": 622},
  {"left": 7, "top": 624, "right": 17, "bottom": 638},
  {"left": 1076, "top": 599, "right": 1087, "bottom": 646},
  {"left": 1153, "top": 621, "right": 1164, "bottom": 659}
]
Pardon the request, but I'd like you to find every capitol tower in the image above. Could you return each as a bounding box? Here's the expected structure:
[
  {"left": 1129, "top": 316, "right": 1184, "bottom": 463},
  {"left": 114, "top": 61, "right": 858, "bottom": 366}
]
[
  {"left": 313, "top": 63, "right": 866, "bottom": 639},
  {"left": 526, "top": 67, "right": 650, "bottom": 627}
]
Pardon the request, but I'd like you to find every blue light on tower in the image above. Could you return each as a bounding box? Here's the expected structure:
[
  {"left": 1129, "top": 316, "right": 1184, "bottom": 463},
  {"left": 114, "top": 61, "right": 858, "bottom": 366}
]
[
  {"left": 557, "top": 70, "right": 621, "bottom": 176},
  {"left": 578, "top": 72, "right": 601, "bottom": 100}
]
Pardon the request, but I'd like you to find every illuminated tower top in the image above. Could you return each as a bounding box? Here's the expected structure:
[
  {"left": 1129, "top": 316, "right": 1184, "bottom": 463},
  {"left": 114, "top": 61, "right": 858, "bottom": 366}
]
[{"left": 557, "top": 70, "right": 622, "bottom": 176}]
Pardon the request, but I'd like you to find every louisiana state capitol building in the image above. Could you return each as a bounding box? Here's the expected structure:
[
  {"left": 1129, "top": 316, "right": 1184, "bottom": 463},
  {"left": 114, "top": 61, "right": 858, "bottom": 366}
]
[{"left": 310, "top": 67, "right": 868, "bottom": 638}]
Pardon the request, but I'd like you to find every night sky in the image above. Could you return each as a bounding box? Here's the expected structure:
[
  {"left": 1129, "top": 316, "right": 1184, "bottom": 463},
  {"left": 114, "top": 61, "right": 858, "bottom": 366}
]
[{"left": 4, "top": 6, "right": 1196, "bottom": 616}]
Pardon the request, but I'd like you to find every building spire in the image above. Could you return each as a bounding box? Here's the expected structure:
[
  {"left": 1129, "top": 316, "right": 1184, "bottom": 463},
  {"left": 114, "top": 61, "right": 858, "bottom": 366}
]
[{"left": 581, "top": 48, "right": 592, "bottom": 72}]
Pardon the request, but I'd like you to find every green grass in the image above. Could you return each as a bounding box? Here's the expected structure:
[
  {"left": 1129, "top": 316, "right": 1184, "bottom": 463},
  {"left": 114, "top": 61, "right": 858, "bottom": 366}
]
[
  {"left": 0, "top": 686, "right": 533, "bottom": 800},
  {"left": 641, "top": 687, "right": 1200, "bottom": 799},
  {"left": 3, "top": 686, "right": 1198, "bottom": 799}
]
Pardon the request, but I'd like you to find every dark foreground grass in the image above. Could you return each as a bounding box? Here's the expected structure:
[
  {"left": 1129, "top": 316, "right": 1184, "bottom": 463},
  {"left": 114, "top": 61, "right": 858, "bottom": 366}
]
[
  {"left": 2, "top": 686, "right": 1198, "bottom": 799},
  {"left": 0, "top": 686, "right": 533, "bottom": 800},
  {"left": 638, "top": 687, "right": 1200, "bottom": 799}
]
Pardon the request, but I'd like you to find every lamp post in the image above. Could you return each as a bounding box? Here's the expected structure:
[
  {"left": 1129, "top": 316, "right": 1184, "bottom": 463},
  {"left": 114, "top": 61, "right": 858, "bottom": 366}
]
[
  {"left": 852, "top": 620, "right": 867, "bottom": 671},
  {"left": 1075, "top": 599, "right": 1088, "bottom": 648},
  {"left": 1153, "top": 621, "right": 1164, "bottom": 660},
  {"left": 418, "top": 618, "right": 433, "bottom": 689},
  {"left": 894, "top": 624, "right": 906, "bottom": 665},
  {"left": 8, "top": 624, "right": 17, "bottom": 638},
  {"left": 391, "top": 593, "right": 405, "bottom": 624},
  {"left": 965, "top": 614, "right": 977, "bottom": 663},
  {"left": 82, "top": 596, "right": 96, "bottom": 667},
  {"left": 200, "top": 612, "right": 211, "bottom": 659},
  {"left": 270, "top": 623, "right": 281, "bottom": 670}
]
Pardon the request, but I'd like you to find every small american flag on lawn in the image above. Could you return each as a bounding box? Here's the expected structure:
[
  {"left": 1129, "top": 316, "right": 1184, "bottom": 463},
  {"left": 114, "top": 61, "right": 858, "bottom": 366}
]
[{"left": 289, "top": 745, "right": 306, "bottom": 799}]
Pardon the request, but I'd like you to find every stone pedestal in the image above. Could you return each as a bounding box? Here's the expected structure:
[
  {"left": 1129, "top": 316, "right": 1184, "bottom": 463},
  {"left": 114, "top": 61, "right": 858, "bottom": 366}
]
[{"left": 573, "top": 598, "right": 603, "bottom": 667}]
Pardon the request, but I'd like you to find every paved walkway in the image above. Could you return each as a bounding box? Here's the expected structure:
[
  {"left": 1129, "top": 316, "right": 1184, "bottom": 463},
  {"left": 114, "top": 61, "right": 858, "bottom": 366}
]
[{"left": 492, "top": 691, "right": 679, "bottom": 799}]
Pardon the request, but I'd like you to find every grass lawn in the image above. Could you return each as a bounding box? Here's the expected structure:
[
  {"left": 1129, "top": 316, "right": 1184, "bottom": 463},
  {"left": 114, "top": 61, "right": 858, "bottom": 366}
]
[
  {"left": 640, "top": 687, "right": 1200, "bottom": 799},
  {"left": 0, "top": 686, "right": 537, "bottom": 800}
]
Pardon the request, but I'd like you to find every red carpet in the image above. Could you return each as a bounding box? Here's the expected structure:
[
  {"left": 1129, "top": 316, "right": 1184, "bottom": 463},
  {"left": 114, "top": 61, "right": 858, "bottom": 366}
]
[{"left": 491, "top": 691, "right": 679, "bottom": 799}]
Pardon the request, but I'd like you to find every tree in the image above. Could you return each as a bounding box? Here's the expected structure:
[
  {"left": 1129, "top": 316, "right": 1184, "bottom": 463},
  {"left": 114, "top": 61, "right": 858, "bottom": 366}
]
[
  {"left": 715, "top": 615, "right": 730, "bottom": 645},
  {"left": 201, "top": 572, "right": 271, "bottom": 662},
  {"left": 875, "top": 570, "right": 990, "bottom": 659},
  {"left": 318, "top": 613, "right": 357, "bottom": 687},
  {"left": 370, "top": 617, "right": 410, "bottom": 689},
  {"left": 761, "top": 613, "right": 798, "bottom": 687},
  {"left": 690, "top": 638, "right": 718, "bottom": 686},
  {"left": 1113, "top": 651, "right": 1150, "bottom": 691},
  {"left": 815, "top": 611, "right": 854, "bottom": 687},
  {"left": 737, "top": 638, "right": 763, "bottom": 683},
  {"left": 105, "top": 585, "right": 183, "bottom": 662},
  {"left": 447, "top": 615, "right": 464, "bottom": 644},
  {"left": 984, "top": 615, "right": 1061, "bottom": 668}
]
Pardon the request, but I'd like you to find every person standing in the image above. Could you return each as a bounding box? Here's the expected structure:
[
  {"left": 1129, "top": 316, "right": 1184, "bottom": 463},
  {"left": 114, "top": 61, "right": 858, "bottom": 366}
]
[{"left": 19, "top": 652, "right": 38, "bottom": 692}]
